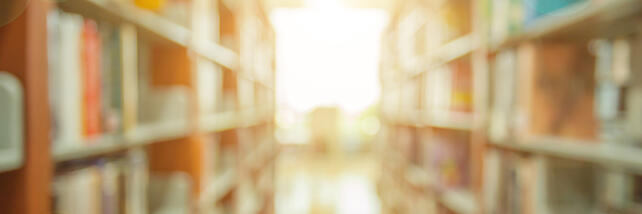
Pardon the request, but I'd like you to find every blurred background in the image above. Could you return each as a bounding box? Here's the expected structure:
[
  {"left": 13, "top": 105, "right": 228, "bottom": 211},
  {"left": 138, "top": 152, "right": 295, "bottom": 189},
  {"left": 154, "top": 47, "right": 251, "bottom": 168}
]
[{"left": 1, "top": 0, "right": 642, "bottom": 213}]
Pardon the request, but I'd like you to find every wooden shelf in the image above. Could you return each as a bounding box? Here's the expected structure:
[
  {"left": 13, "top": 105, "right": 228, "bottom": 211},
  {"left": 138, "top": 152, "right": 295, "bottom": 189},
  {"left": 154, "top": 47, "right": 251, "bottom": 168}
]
[
  {"left": 200, "top": 111, "right": 239, "bottom": 133},
  {"left": 52, "top": 135, "right": 125, "bottom": 163},
  {"left": 53, "top": 108, "right": 274, "bottom": 163},
  {"left": 53, "top": 121, "right": 192, "bottom": 163},
  {"left": 411, "top": 35, "right": 476, "bottom": 77},
  {"left": 387, "top": 111, "right": 474, "bottom": 131},
  {"left": 200, "top": 108, "right": 273, "bottom": 133},
  {"left": 492, "top": 0, "right": 642, "bottom": 51},
  {"left": 490, "top": 136, "right": 642, "bottom": 172},
  {"left": 438, "top": 190, "right": 477, "bottom": 214},
  {"left": 57, "top": 0, "right": 240, "bottom": 70},
  {"left": 127, "top": 120, "right": 192, "bottom": 145},
  {"left": 199, "top": 167, "right": 238, "bottom": 205}
]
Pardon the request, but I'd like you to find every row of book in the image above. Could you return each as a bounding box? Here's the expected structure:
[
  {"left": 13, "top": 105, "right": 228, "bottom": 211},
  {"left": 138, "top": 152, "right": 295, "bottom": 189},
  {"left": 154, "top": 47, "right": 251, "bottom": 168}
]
[
  {"left": 199, "top": 126, "right": 276, "bottom": 214},
  {"left": 47, "top": 9, "right": 125, "bottom": 148},
  {"left": 383, "top": 57, "right": 473, "bottom": 120},
  {"left": 47, "top": 7, "right": 192, "bottom": 148},
  {"left": 53, "top": 148, "right": 201, "bottom": 214},
  {"left": 424, "top": 59, "right": 473, "bottom": 114},
  {"left": 484, "top": 150, "right": 642, "bottom": 213},
  {"left": 47, "top": 6, "right": 277, "bottom": 149},
  {"left": 53, "top": 150, "right": 148, "bottom": 214},
  {"left": 490, "top": 35, "right": 642, "bottom": 142},
  {"left": 393, "top": 0, "right": 471, "bottom": 71},
  {"left": 389, "top": 126, "right": 471, "bottom": 190}
]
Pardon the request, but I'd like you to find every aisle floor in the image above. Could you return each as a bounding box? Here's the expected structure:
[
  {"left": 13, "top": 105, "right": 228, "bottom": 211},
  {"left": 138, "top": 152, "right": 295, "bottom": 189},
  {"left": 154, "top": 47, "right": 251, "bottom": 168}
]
[{"left": 275, "top": 152, "right": 381, "bottom": 214}]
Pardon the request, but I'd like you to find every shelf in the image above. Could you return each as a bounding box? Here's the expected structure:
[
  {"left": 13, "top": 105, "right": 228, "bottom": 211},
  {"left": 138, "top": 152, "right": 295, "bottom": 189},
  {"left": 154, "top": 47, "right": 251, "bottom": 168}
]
[
  {"left": 53, "top": 121, "right": 191, "bottom": 163},
  {"left": 438, "top": 190, "right": 477, "bottom": 214},
  {"left": 411, "top": 35, "right": 475, "bottom": 77},
  {"left": 199, "top": 167, "right": 238, "bottom": 205},
  {"left": 200, "top": 111, "right": 239, "bottom": 133},
  {"left": 192, "top": 40, "right": 240, "bottom": 71},
  {"left": 239, "top": 107, "right": 274, "bottom": 128},
  {"left": 127, "top": 120, "right": 192, "bottom": 145},
  {"left": 57, "top": 0, "right": 240, "bottom": 70},
  {"left": 53, "top": 135, "right": 125, "bottom": 163},
  {"left": 53, "top": 107, "right": 273, "bottom": 163},
  {"left": 200, "top": 108, "right": 273, "bottom": 133},
  {"left": 492, "top": 0, "right": 642, "bottom": 51},
  {"left": 421, "top": 112, "right": 474, "bottom": 131},
  {"left": 490, "top": 136, "right": 642, "bottom": 172},
  {"left": 388, "top": 111, "right": 474, "bottom": 131}
]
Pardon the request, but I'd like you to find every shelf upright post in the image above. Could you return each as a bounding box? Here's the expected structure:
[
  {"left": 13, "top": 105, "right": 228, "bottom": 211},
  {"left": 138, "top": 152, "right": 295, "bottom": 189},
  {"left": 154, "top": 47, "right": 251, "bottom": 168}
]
[{"left": 0, "top": 0, "right": 52, "bottom": 213}]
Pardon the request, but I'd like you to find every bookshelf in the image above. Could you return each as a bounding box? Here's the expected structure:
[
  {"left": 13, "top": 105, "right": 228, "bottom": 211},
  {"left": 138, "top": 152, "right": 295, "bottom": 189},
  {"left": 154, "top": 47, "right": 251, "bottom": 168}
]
[
  {"left": 0, "top": 0, "right": 277, "bottom": 213},
  {"left": 379, "top": 0, "right": 642, "bottom": 213},
  {"left": 378, "top": 0, "right": 482, "bottom": 213}
]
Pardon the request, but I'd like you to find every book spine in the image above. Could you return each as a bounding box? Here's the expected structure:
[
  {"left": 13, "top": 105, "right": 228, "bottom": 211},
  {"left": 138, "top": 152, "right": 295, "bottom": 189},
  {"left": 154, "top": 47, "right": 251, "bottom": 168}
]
[
  {"left": 55, "top": 12, "right": 84, "bottom": 146},
  {"left": 82, "top": 19, "right": 103, "bottom": 139}
]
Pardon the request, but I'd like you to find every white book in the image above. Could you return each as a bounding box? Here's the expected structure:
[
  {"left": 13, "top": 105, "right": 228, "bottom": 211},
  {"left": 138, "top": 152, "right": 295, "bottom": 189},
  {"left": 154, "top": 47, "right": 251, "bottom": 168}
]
[
  {"left": 237, "top": 78, "right": 255, "bottom": 109},
  {"left": 50, "top": 11, "right": 84, "bottom": 148},
  {"left": 196, "top": 57, "right": 222, "bottom": 115},
  {"left": 429, "top": 66, "right": 452, "bottom": 115},
  {"left": 490, "top": 50, "right": 517, "bottom": 142}
]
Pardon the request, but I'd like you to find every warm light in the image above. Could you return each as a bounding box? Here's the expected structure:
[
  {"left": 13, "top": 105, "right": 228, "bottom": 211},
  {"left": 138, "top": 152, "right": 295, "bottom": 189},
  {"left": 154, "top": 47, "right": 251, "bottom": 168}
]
[
  {"left": 304, "top": 0, "right": 342, "bottom": 9},
  {"left": 271, "top": 8, "right": 388, "bottom": 115}
]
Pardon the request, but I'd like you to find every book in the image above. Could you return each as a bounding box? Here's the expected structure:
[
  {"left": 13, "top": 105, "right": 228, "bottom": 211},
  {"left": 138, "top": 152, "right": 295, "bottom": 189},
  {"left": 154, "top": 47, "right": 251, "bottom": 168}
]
[
  {"left": 516, "top": 43, "right": 597, "bottom": 140},
  {"left": 48, "top": 9, "right": 84, "bottom": 148},
  {"left": 52, "top": 151, "right": 149, "bottom": 214},
  {"left": 523, "top": 0, "right": 586, "bottom": 26},
  {"left": 593, "top": 38, "right": 630, "bottom": 142},
  {"left": 98, "top": 22, "right": 124, "bottom": 135},
  {"left": 450, "top": 58, "right": 473, "bottom": 113},
  {"left": 82, "top": 19, "right": 104, "bottom": 139},
  {"left": 424, "top": 66, "right": 453, "bottom": 115},
  {"left": 196, "top": 58, "right": 222, "bottom": 115},
  {"left": 489, "top": 50, "right": 517, "bottom": 142},
  {"left": 426, "top": 130, "right": 470, "bottom": 189},
  {"left": 49, "top": 9, "right": 128, "bottom": 148},
  {"left": 544, "top": 158, "right": 599, "bottom": 213}
]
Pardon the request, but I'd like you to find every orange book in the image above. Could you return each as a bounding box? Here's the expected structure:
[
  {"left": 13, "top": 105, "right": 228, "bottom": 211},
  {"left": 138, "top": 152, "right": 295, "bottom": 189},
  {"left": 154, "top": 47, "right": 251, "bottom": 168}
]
[
  {"left": 517, "top": 43, "right": 596, "bottom": 140},
  {"left": 82, "top": 19, "right": 103, "bottom": 139}
]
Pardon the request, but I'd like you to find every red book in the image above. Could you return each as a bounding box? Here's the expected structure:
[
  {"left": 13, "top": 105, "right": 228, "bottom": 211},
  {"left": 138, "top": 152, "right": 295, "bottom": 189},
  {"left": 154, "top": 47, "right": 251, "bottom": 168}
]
[
  {"left": 82, "top": 19, "right": 103, "bottom": 139},
  {"left": 451, "top": 59, "right": 473, "bottom": 112}
]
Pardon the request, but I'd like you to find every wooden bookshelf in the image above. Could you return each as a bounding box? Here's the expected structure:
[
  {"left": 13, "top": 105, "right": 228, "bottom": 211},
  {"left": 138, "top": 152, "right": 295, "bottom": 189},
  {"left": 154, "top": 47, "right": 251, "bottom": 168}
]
[
  {"left": 0, "top": 0, "right": 277, "bottom": 213},
  {"left": 380, "top": 0, "right": 642, "bottom": 212},
  {"left": 378, "top": 0, "right": 481, "bottom": 213},
  {"left": 57, "top": 0, "right": 240, "bottom": 69}
]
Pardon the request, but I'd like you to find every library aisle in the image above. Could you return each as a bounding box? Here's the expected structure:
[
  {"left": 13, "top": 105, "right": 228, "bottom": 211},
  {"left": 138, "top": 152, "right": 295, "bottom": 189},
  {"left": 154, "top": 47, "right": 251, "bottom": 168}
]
[{"left": 2, "top": 0, "right": 642, "bottom": 213}]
